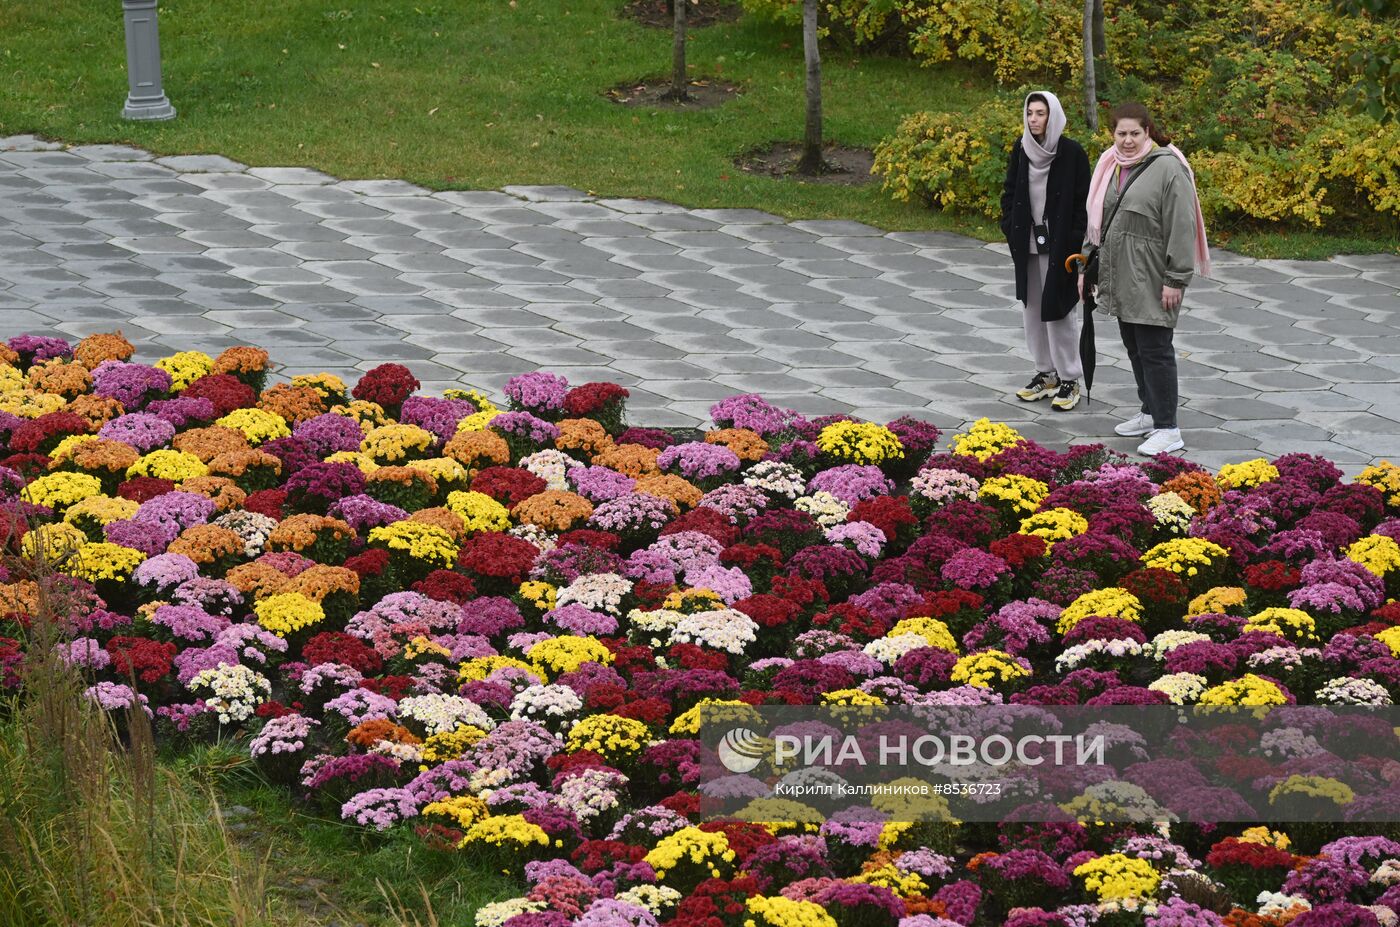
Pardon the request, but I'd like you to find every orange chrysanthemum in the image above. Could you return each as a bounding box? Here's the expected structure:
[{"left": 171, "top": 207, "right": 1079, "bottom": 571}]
[
  {"left": 408, "top": 507, "right": 468, "bottom": 542},
  {"left": 1162, "top": 471, "right": 1222, "bottom": 515},
  {"left": 28, "top": 360, "right": 92, "bottom": 398},
  {"left": 268, "top": 514, "right": 356, "bottom": 553},
  {"left": 212, "top": 346, "right": 270, "bottom": 377},
  {"left": 556, "top": 419, "right": 614, "bottom": 456},
  {"left": 73, "top": 332, "right": 135, "bottom": 369},
  {"left": 225, "top": 562, "right": 292, "bottom": 599},
  {"left": 444, "top": 430, "right": 511, "bottom": 471},
  {"left": 258, "top": 383, "right": 326, "bottom": 424},
  {"left": 178, "top": 476, "right": 248, "bottom": 512},
  {"left": 173, "top": 426, "right": 252, "bottom": 463},
  {"left": 286, "top": 564, "right": 361, "bottom": 601},
  {"left": 64, "top": 395, "right": 124, "bottom": 430},
  {"left": 167, "top": 524, "right": 245, "bottom": 564},
  {"left": 512, "top": 490, "right": 595, "bottom": 532},
  {"left": 592, "top": 444, "right": 660, "bottom": 479},
  {"left": 705, "top": 428, "right": 769, "bottom": 462},
  {"left": 635, "top": 474, "right": 703, "bottom": 510}
]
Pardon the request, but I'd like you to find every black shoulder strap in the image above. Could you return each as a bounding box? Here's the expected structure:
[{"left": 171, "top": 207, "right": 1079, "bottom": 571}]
[{"left": 1101, "top": 155, "right": 1159, "bottom": 239}]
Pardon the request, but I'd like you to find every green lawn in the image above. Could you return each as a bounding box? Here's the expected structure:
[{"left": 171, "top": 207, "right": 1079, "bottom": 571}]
[
  {"left": 1, "top": 0, "right": 1394, "bottom": 258},
  {"left": 168, "top": 740, "right": 520, "bottom": 927}
]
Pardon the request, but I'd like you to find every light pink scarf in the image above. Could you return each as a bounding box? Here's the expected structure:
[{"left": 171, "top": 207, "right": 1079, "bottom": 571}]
[{"left": 1085, "top": 141, "right": 1212, "bottom": 279}]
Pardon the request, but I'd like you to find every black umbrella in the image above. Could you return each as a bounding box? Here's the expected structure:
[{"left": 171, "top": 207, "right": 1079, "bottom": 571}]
[
  {"left": 1078, "top": 302, "right": 1096, "bottom": 405},
  {"left": 1067, "top": 252, "right": 1097, "bottom": 404}
]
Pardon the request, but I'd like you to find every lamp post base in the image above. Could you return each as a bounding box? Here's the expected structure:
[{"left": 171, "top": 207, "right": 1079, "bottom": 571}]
[{"left": 122, "top": 95, "right": 176, "bottom": 121}]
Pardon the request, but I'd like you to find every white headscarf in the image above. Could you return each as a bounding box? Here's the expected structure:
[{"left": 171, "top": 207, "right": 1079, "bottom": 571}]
[{"left": 1022, "top": 90, "right": 1067, "bottom": 227}]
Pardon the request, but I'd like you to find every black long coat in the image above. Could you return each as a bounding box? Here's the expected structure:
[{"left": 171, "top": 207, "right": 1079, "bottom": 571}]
[{"left": 1000, "top": 137, "right": 1091, "bottom": 322}]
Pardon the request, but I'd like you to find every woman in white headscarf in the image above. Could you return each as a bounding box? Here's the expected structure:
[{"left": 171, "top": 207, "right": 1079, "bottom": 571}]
[{"left": 1001, "top": 91, "right": 1092, "bottom": 411}]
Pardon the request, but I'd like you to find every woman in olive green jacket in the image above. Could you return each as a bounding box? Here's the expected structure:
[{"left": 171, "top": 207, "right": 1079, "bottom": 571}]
[{"left": 1081, "top": 102, "right": 1211, "bottom": 457}]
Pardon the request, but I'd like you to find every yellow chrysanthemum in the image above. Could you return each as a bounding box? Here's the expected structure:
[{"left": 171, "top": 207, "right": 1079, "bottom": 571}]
[
  {"left": 155, "top": 351, "right": 214, "bottom": 391},
  {"left": 1216, "top": 458, "right": 1279, "bottom": 490},
  {"left": 1347, "top": 535, "right": 1400, "bottom": 577},
  {"left": 1057, "top": 588, "right": 1143, "bottom": 635},
  {"left": 215, "top": 408, "right": 291, "bottom": 445},
  {"left": 814, "top": 421, "right": 905, "bottom": 466},
  {"left": 444, "top": 490, "right": 513, "bottom": 534}
]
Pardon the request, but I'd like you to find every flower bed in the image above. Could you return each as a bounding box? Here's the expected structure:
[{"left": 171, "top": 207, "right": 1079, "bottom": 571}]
[{"left": 3, "top": 331, "right": 1400, "bottom": 926}]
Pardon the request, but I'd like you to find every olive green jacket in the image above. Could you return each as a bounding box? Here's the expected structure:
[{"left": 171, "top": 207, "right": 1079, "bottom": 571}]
[{"left": 1089, "top": 146, "right": 1198, "bottom": 328}]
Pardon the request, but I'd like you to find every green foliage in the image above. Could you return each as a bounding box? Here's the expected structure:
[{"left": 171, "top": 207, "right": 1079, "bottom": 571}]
[
  {"left": 867, "top": 0, "right": 1400, "bottom": 233},
  {"left": 1335, "top": 0, "right": 1400, "bottom": 121},
  {"left": 871, "top": 96, "right": 1023, "bottom": 217}
]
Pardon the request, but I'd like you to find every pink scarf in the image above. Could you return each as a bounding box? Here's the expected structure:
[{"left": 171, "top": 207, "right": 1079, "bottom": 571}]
[{"left": 1085, "top": 142, "right": 1212, "bottom": 279}]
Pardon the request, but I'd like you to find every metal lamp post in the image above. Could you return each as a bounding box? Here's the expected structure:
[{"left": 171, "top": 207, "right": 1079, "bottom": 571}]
[{"left": 121, "top": 0, "right": 176, "bottom": 121}]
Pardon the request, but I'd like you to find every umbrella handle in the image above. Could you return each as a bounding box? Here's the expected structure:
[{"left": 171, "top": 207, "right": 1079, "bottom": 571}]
[{"left": 1065, "top": 253, "right": 1089, "bottom": 273}]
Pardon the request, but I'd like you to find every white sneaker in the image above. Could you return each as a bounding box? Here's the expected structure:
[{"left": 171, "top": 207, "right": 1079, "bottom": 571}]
[
  {"left": 1137, "top": 428, "right": 1185, "bottom": 456},
  {"left": 1113, "top": 411, "right": 1154, "bottom": 437}
]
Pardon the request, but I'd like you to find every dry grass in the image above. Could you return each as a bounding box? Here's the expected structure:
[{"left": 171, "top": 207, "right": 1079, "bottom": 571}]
[{"left": 0, "top": 524, "right": 275, "bottom": 927}]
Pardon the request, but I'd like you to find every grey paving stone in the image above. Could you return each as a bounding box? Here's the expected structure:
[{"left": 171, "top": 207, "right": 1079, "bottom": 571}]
[
  {"left": 248, "top": 167, "right": 337, "bottom": 185},
  {"left": 304, "top": 319, "right": 417, "bottom": 341},
  {"left": 156, "top": 155, "right": 248, "bottom": 172},
  {"left": 501, "top": 184, "right": 592, "bottom": 202},
  {"left": 133, "top": 315, "right": 233, "bottom": 335},
  {"left": 784, "top": 259, "right": 883, "bottom": 279},
  {"left": 508, "top": 346, "right": 614, "bottom": 366},
  {"left": 610, "top": 359, "right": 718, "bottom": 380},
  {"left": 586, "top": 340, "right": 687, "bottom": 360},
  {"left": 253, "top": 223, "right": 351, "bottom": 243},
  {"left": 1222, "top": 370, "right": 1336, "bottom": 392},
  {"left": 4, "top": 143, "right": 1396, "bottom": 466}
]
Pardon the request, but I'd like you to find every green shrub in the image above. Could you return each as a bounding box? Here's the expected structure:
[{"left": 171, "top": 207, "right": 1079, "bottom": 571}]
[
  {"left": 871, "top": 97, "right": 1023, "bottom": 217},
  {"left": 862, "top": 0, "right": 1400, "bottom": 231}
]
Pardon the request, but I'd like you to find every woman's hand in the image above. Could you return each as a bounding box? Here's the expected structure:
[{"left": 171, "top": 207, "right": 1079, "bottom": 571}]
[
  {"left": 1161, "top": 286, "right": 1183, "bottom": 311},
  {"left": 1078, "top": 275, "right": 1088, "bottom": 299}
]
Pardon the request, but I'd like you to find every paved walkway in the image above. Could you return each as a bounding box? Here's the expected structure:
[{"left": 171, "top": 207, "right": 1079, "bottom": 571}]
[{"left": 2, "top": 135, "right": 1397, "bottom": 471}]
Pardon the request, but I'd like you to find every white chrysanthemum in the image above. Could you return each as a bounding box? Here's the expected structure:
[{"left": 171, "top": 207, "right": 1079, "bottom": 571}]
[
  {"left": 397, "top": 693, "right": 494, "bottom": 736},
  {"left": 1259, "top": 727, "right": 1324, "bottom": 760},
  {"left": 1055, "top": 638, "right": 1145, "bottom": 673},
  {"left": 1148, "top": 672, "right": 1208, "bottom": 705},
  {"left": 213, "top": 510, "right": 279, "bottom": 557},
  {"left": 1316, "top": 677, "right": 1393, "bottom": 705},
  {"left": 742, "top": 461, "right": 806, "bottom": 500},
  {"left": 1246, "top": 647, "right": 1318, "bottom": 673},
  {"left": 510, "top": 683, "right": 584, "bottom": 730},
  {"left": 508, "top": 522, "right": 558, "bottom": 552},
  {"left": 370, "top": 739, "right": 424, "bottom": 763},
  {"left": 476, "top": 899, "right": 547, "bottom": 927},
  {"left": 556, "top": 572, "right": 632, "bottom": 615},
  {"left": 795, "top": 491, "right": 850, "bottom": 528},
  {"left": 188, "top": 662, "right": 271, "bottom": 724},
  {"left": 1257, "top": 891, "right": 1311, "bottom": 918},
  {"left": 863, "top": 633, "right": 932, "bottom": 665},
  {"left": 519, "top": 449, "right": 576, "bottom": 491},
  {"left": 1372, "top": 859, "right": 1400, "bottom": 886},
  {"left": 669, "top": 608, "right": 758, "bottom": 655},
  {"left": 1147, "top": 491, "right": 1196, "bottom": 534},
  {"left": 1147, "top": 630, "right": 1213, "bottom": 659},
  {"left": 615, "top": 885, "right": 682, "bottom": 916}
]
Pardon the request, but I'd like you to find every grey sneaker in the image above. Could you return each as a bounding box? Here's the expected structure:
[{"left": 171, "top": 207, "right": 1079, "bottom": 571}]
[
  {"left": 1016, "top": 371, "right": 1059, "bottom": 402},
  {"left": 1050, "top": 380, "right": 1081, "bottom": 411},
  {"left": 1114, "top": 411, "right": 1154, "bottom": 437}
]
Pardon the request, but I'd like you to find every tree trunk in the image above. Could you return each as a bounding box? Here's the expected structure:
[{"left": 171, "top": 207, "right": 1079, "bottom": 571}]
[
  {"left": 1091, "top": 0, "right": 1105, "bottom": 58},
  {"left": 665, "top": 0, "right": 689, "bottom": 101},
  {"left": 1082, "top": 0, "right": 1098, "bottom": 132},
  {"left": 796, "top": 0, "right": 826, "bottom": 174}
]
